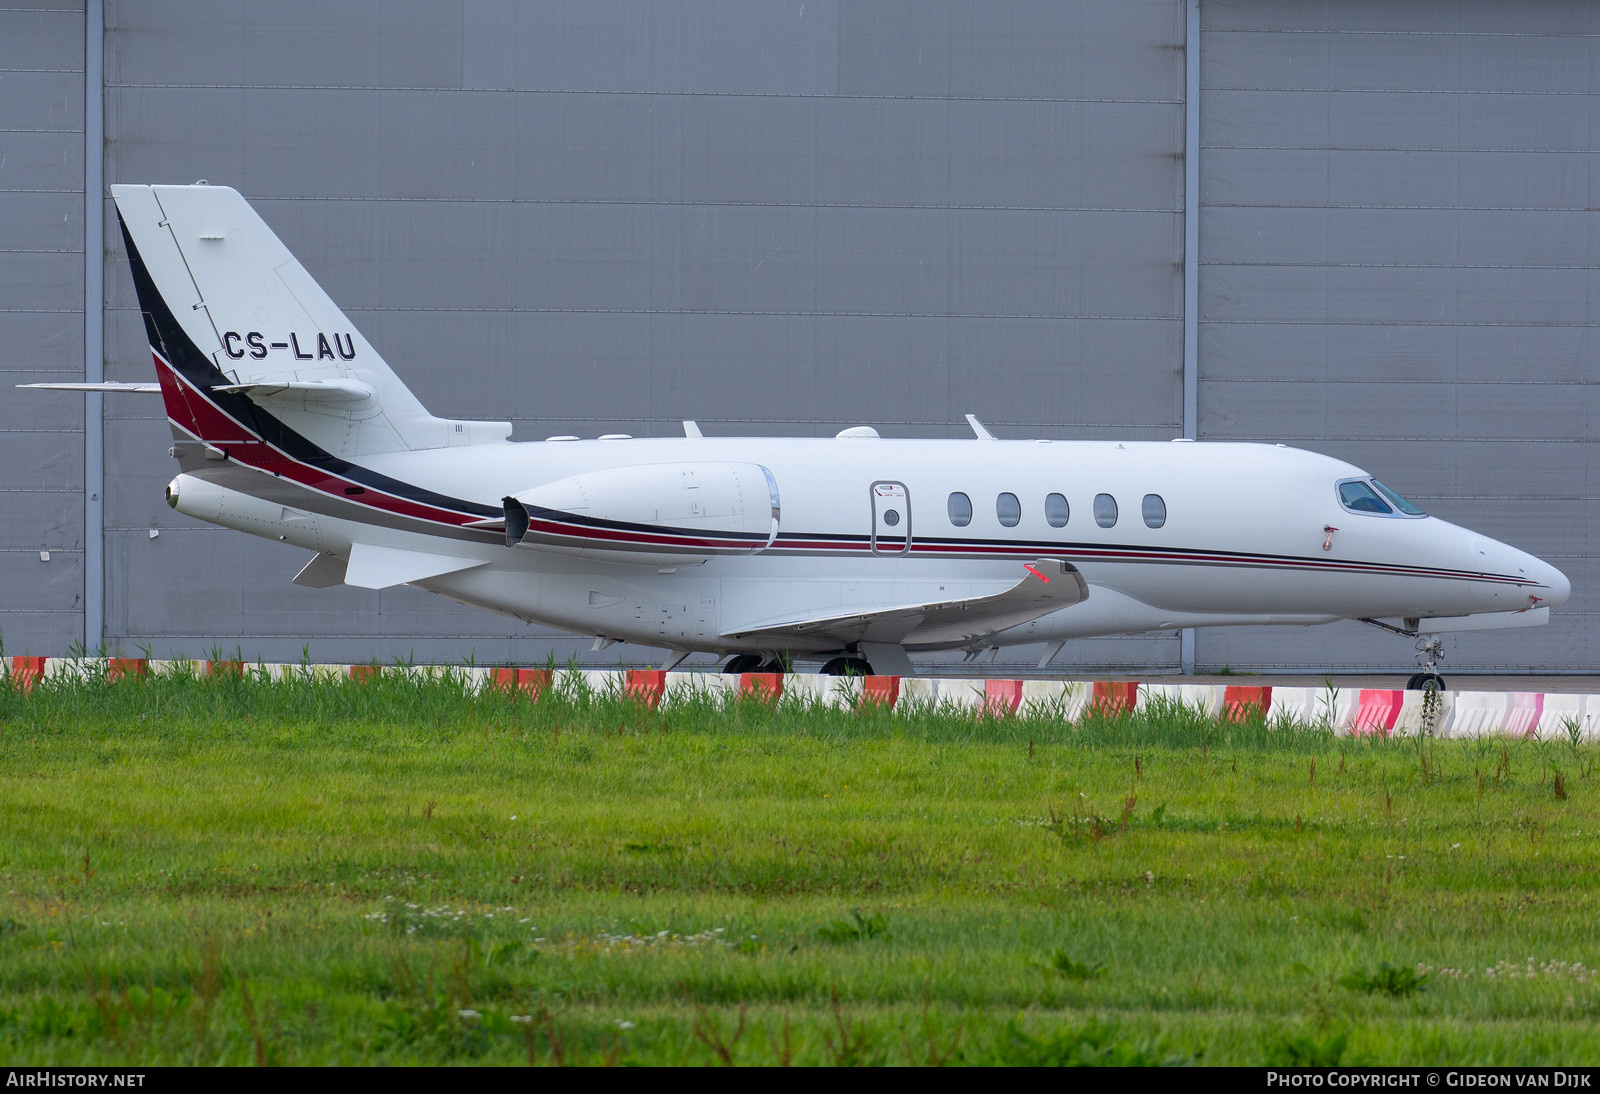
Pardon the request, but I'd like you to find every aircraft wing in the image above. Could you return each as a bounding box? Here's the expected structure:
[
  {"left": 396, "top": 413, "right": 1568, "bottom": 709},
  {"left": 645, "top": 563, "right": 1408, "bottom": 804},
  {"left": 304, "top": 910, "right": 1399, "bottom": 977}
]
[{"left": 722, "top": 559, "right": 1088, "bottom": 648}]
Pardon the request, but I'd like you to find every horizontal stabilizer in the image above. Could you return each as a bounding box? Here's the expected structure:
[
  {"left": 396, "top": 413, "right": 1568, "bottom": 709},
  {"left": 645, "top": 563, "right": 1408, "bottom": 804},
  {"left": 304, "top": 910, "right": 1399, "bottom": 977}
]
[
  {"left": 211, "top": 378, "right": 375, "bottom": 403},
  {"left": 18, "top": 382, "right": 161, "bottom": 393},
  {"left": 724, "top": 559, "right": 1088, "bottom": 649},
  {"left": 343, "top": 542, "right": 490, "bottom": 590}
]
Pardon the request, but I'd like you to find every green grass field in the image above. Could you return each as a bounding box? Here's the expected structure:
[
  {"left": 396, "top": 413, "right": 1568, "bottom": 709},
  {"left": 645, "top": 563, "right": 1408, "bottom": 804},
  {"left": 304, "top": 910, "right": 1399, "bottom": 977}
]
[{"left": 2, "top": 665, "right": 1598, "bottom": 1066}]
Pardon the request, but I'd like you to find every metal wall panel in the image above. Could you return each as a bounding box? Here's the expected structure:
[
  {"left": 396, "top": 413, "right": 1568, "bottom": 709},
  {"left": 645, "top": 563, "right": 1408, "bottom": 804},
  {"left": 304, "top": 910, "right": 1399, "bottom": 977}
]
[
  {"left": 95, "top": 0, "right": 1187, "bottom": 672},
  {"left": 0, "top": 4, "right": 84, "bottom": 655},
  {"left": 1198, "top": 0, "right": 1599, "bottom": 671},
  {"left": 8, "top": 1, "right": 1588, "bottom": 676}
]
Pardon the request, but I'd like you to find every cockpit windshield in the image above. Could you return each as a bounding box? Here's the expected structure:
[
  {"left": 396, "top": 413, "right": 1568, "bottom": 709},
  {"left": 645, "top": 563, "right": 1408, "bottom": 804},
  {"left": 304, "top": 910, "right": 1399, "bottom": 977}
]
[
  {"left": 1338, "top": 478, "right": 1427, "bottom": 517},
  {"left": 1338, "top": 481, "right": 1391, "bottom": 514},
  {"left": 1371, "top": 479, "right": 1426, "bottom": 516}
]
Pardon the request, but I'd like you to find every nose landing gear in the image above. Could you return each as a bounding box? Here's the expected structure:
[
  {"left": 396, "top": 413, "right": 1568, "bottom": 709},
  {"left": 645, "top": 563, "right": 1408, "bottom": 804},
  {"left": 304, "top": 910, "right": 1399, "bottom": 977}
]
[
  {"left": 1358, "top": 617, "right": 1447, "bottom": 692},
  {"left": 1406, "top": 634, "right": 1447, "bottom": 693}
]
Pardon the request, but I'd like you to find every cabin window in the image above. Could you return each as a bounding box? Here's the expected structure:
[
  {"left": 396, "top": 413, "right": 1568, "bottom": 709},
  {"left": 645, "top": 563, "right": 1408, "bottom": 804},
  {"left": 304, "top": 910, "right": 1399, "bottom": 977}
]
[
  {"left": 1372, "top": 480, "right": 1426, "bottom": 516},
  {"left": 1093, "top": 493, "right": 1118, "bottom": 528},
  {"left": 1338, "top": 480, "right": 1392, "bottom": 515},
  {"left": 948, "top": 492, "right": 972, "bottom": 527},
  {"left": 997, "top": 492, "right": 1021, "bottom": 528},
  {"left": 1142, "top": 493, "right": 1166, "bottom": 529},
  {"left": 1045, "top": 492, "right": 1069, "bottom": 527}
]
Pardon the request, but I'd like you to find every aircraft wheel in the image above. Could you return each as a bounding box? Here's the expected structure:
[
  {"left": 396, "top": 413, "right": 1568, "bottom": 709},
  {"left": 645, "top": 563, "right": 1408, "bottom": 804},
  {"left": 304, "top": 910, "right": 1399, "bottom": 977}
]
[
  {"left": 821, "top": 657, "right": 873, "bottom": 677},
  {"left": 1406, "top": 672, "right": 1447, "bottom": 692},
  {"left": 723, "top": 654, "right": 764, "bottom": 674}
]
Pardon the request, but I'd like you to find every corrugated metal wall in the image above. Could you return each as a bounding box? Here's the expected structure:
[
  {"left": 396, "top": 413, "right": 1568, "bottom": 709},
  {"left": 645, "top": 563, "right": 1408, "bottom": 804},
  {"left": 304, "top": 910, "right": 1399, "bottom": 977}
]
[
  {"left": 1197, "top": 0, "right": 1599, "bottom": 671},
  {"left": 0, "top": 1, "right": 1590, "bottom": 673},
  {"left": 96, "top": 0, "right": 1187, "bottom": 669},
  {"left": 0, "top": 2, "right": 85, "bottom": 658}
]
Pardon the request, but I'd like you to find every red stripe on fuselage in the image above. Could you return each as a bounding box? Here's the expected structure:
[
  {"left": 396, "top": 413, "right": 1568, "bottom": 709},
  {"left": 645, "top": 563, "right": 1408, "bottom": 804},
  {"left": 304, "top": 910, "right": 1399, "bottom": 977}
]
[
  {"left": 156, "top": 353, "right": 489, "bottom": 528},
  {"left": 152, "top": 353, "right": 1543, "bottom": 589}
]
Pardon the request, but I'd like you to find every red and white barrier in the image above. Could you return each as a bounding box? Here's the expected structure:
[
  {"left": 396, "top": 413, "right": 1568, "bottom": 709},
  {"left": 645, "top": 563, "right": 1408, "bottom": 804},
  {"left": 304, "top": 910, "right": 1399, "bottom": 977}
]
[{"left": 5, "top": 655, "right": 1599, "bottom": 736}]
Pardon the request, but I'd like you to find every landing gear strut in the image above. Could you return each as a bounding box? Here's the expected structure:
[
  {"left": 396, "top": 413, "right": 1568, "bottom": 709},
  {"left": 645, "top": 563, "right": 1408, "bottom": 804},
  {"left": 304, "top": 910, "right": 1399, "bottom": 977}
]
[
  {"left": 1406, "top": 634, "right": 1446, "bottom": 693},
  {"left": 1359, "top": 617, "right": 1448, "bottom": 693}
]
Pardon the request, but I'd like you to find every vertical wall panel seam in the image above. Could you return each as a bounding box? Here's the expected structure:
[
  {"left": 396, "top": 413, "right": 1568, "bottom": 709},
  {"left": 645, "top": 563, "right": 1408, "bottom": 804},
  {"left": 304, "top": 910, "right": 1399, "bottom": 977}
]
[
  {"left": 1180, "top": 0, "right": 1199, "bottom": 675},
  {"left": 83, "top": 0, "right": 103, "bottom": 652}
]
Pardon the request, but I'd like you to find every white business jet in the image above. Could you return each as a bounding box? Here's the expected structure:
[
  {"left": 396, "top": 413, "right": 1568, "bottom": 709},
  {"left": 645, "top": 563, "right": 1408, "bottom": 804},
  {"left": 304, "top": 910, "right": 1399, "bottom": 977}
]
[{"left": 26, "top": 185, "right": 1570, "bottom": 682}]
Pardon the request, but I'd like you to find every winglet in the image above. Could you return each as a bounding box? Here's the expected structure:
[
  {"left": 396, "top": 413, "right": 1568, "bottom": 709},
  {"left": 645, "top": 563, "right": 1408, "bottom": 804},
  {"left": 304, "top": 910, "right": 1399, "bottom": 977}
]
[
  {"left": 683, "top": 420, "right": 704, "bottom": 438},
  {"left": 965, "top": 414, "right": 996, "bottom": 440}
]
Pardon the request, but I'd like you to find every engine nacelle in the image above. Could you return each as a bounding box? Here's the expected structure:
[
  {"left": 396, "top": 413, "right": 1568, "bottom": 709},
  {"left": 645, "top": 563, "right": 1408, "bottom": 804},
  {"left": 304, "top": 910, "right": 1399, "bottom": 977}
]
[{"left": 504, "top": 461, "right": 780, "bottom": 560}]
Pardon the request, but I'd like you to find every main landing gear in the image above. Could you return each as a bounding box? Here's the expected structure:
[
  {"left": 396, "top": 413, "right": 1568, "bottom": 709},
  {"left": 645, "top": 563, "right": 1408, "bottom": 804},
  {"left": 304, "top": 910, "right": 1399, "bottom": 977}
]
[
  {"left": 723, "top": 654, "right": 877, "bottom": 676},
  {"left": 722, "top": 654, "right": 787, "bottom": 674}
]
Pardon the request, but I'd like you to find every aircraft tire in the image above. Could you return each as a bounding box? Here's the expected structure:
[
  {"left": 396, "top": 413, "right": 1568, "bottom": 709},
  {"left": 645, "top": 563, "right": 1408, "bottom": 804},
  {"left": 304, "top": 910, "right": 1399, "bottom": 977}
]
[
  {"left": 821, "top": 657, "right": 874, "bottom": 677},
  {"left": 1405, "top": 672, "right": 1447, "bottom": 692},
  {"left": 723, "top": 654, "right": 764, "bottom": 674}
]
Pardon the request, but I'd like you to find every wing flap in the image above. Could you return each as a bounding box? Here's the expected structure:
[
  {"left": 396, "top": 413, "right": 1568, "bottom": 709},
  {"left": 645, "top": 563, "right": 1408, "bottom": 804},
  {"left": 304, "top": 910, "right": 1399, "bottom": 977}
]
[{"left": 723, "top": 559, "right": 1088, "bottom": 648}]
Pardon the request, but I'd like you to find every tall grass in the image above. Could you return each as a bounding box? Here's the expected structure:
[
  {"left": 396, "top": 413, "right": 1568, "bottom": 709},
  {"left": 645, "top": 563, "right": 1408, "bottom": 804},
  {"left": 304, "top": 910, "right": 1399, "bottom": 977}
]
[
  {"left": 2, "top": 663, "right": 1335, "bottom": 752},
  {"left": 2, "top": 668, "right": 1597, "bottom": 1065}
]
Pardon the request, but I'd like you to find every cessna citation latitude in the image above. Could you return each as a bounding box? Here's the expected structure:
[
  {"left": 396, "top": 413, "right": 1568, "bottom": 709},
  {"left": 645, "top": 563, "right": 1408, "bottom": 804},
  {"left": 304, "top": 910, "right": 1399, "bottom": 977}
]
[{"left": 27, "top": 184, "right": 1570, "bottom": 679}]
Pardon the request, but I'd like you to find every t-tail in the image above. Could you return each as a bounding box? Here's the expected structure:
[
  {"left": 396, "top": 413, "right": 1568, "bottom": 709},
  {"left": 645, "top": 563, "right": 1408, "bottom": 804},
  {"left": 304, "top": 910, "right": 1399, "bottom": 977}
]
[{"left": 109, "top": 183, "right": 510, "bottom": 460}]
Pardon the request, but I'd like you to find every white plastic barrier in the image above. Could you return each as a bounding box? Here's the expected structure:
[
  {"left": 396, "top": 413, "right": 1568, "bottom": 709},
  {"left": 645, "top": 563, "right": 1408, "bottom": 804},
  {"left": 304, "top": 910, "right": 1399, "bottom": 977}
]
[
  {"left": 1267, "top": 685, "right": 1355, "bottom": 730},
  {"left": 777, "top": 674, "right": 839, "bottom": 707},
  {"left": 1447, "top": 692, "right": 1509, "bottom": 737},
  {"left": 1539, "top": 694, "right": 1597, "bottom": 741},
  {"left": 930, "top": 678, "right": 986, "bottom": 711},
  {"left": 662, "top": 671, "right": 734, "bottom": 702},
  {"left": 1139, "top": 683, "right": 1223, "bottom": 717},
  {"left": 1503, "top": 692, "right": 1545, "bottom": 739},
  {"left": 894, "top": 676, "right": 940, "bottom": 709},
  {"left": 1022, "top": 679, "right": 1087, "bottom": 720},
  {"left": 579, "top": 669, "right": 625, "bottom": 697},
  {"left": 1393, "top": 689, "right": 1455, "bottom": 737}
]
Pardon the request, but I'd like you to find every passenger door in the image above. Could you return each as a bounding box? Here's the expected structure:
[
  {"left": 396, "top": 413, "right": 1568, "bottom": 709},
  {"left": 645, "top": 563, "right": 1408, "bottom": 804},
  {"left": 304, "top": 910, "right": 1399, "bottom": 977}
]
[{"left": 870, "top": 481, "right": 911, "bottom": 555}]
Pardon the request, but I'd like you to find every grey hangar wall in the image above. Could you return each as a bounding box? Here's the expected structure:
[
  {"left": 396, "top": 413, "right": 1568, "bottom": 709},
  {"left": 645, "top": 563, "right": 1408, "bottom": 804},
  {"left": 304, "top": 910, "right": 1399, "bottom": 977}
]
[{"left": 1, "top": 0, "right": 1592, "bottom": 675}]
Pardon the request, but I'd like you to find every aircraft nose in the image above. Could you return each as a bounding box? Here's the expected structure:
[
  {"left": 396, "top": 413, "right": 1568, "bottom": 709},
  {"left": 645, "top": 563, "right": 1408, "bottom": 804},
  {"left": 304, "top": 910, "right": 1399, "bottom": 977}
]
[
  {"left": 1502, "top": 543, "right": 1570, "bottom": 608},
  {"left": 1467, "top": 534, "right": 1569, "bottom": 610},
  {"left": 1532, "top": 556, "right": 1572, "bottom": 608}
]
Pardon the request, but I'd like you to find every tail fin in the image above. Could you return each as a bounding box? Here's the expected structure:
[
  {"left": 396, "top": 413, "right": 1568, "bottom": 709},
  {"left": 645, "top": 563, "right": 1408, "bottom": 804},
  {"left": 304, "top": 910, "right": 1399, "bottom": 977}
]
[{"left": 111, "top": 183, "right": 510, "bottom": 456}]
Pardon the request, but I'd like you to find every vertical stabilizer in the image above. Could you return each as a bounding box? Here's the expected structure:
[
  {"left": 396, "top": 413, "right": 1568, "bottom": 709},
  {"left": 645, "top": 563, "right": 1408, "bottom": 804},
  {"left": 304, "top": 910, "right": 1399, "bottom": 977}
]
[{"left": 111, "top": 183, "right": 510, "bottom": 456}]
